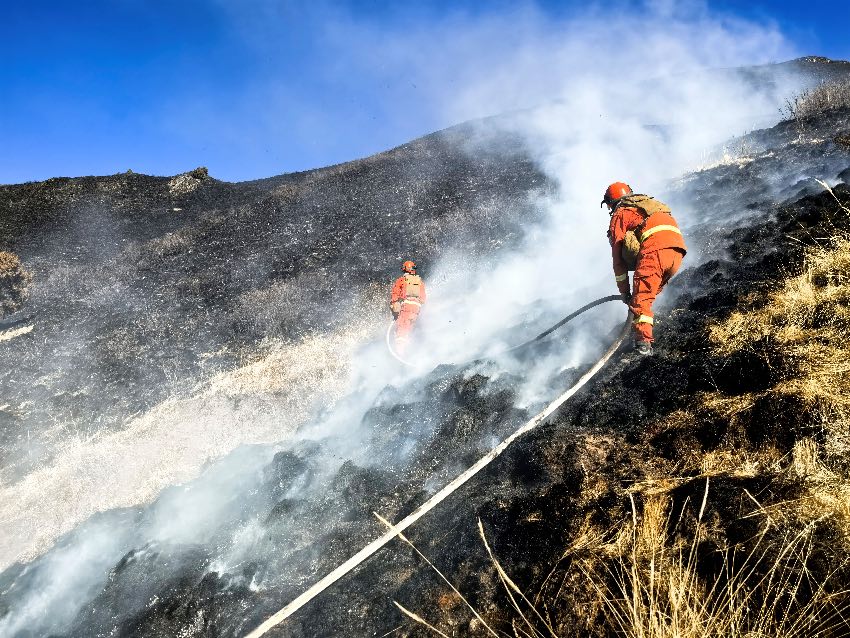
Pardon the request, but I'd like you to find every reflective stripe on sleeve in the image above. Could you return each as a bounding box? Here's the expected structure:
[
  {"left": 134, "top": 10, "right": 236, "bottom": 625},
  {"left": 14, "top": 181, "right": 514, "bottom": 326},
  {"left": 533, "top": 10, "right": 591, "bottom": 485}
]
[
  {"left": 640, "top": 224, "right": 682, "bottom": 243},
  {"left": 615, "top": 273, "right": 629, "bottom": 282},
  {"left": 633, "top": 314, "right": 654, "bottom": 325},
  {"left": 403, "top": 299, "right": 422, "bottom": 307}
]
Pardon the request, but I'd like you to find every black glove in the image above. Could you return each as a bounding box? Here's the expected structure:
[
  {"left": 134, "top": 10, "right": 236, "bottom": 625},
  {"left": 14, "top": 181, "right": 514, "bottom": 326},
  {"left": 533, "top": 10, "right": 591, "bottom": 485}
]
[
  {"left": 392, "top": 311, "right": 399, "bottom": 321},
  {"left": 621, "top": 292, "right": 631, "bottom": 304}
]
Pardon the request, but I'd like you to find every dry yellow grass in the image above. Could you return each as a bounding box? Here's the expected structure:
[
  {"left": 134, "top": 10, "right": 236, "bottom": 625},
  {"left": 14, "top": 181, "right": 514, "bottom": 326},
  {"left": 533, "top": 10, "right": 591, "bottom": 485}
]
[
  {"left": 570, "top": 490, "right": 850, "bottom": 638},
  {"left": 567, "top": 235, "right": 850, "bottom": 637},
  {"left": 393, "top": 494, "right": 850, "bottom": 638},
  {"left": 694, "top": 235, "right": 850, "bottom": 547},
  {"left": 550, "top": 236, "right": 850, "bottom": 636},
  {"left": 708, "top": 236, "right": 850, "bottom": 474},
  {"left": 0, "top": 251, "right": 22, "bottom": 273}
]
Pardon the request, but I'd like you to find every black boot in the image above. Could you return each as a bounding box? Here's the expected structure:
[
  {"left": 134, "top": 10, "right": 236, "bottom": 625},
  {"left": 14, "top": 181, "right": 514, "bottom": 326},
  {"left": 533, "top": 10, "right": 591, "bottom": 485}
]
[{"left": 634, "top": 340, "right": 653, "bottom": 356}]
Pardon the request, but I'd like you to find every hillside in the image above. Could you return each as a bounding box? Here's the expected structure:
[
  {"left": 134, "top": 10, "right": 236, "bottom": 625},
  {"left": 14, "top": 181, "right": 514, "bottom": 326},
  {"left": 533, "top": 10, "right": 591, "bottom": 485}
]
[{"left": 1, "top": 57, "right": 850, "bottom": 637}]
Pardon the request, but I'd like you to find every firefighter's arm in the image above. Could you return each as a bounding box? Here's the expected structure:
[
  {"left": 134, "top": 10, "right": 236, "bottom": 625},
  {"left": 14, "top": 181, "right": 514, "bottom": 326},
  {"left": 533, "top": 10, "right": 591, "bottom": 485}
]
[
  {"left": 390, "top": 278, "right": 404, "bottom": 318},
  {"left": 390, "top": 277, "right": 404, "bottom": 305},
  {"left": 419, "top": 281, "right": 427, "bottom": 304},
  {"left": 608, "top": 214, "right": 631, "bottom": 295}
]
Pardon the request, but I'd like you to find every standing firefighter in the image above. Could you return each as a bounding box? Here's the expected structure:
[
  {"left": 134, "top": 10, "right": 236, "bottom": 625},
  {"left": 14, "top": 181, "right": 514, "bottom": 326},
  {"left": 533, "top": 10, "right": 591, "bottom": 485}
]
[
  {"left": 603, "top": 182, "right": 687, "bottom": 355},
  {"left": 390, "top": 260, "right": 427, "bottom": 355}
]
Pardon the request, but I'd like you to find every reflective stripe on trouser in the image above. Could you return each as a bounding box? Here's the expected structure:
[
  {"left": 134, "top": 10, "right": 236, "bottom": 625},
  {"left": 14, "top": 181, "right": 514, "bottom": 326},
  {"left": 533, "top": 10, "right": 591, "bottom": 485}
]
[
  {"left": 628, "top": 247, "right": 684, "bottom": 343},
  {"left": 395, "top": 303, "right": 421, "bottom": 354}
]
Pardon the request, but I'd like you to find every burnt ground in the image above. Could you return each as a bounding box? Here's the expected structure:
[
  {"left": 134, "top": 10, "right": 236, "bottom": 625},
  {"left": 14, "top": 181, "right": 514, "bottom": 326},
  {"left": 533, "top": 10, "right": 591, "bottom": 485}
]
[
  {"left": 0, "top": 123, "right": 546, "bottom": 480},
  {"left": 1, "top": 57, "right": 850, "bottom": 637}
]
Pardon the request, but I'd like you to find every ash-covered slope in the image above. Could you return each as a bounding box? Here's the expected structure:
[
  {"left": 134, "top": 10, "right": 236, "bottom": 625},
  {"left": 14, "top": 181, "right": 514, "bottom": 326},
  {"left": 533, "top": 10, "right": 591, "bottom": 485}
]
[
  {"left": 0, "top": 125, "right": 543, "bottom": 481},
  {"left": 1, "top": 57, "right": 850, "bottom": 638}
]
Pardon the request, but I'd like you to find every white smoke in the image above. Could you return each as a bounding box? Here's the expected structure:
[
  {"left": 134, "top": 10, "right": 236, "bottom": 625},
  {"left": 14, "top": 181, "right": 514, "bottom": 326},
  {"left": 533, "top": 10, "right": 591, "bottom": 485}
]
[{"left": 340, "top": 1, "right": 798, "bottom": 380}]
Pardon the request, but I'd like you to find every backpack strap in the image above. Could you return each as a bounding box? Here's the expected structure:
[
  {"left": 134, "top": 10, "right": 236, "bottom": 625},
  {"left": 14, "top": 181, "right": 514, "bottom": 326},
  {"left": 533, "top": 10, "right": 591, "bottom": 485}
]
[{"left": 614, "top": 194, "right": 672, "bottom": 238}]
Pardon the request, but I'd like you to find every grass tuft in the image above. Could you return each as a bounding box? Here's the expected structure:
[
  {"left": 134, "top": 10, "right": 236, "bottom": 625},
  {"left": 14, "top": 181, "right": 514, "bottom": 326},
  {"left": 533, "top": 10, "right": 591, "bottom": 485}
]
[
  {"left": 0, "top": 250, "right": 32, "bottom": 318},
  {"left": 781, "top": 80, "right": 850, "bottom": 135},
  {"left": 390, "top": 498, "right": 850, "bottom": 637},
  {"left": 708, "top": 234, "right": 850, "bottom": 476},
  {"left": 569, "top": 491, "right": 850, "bottom": 638}
]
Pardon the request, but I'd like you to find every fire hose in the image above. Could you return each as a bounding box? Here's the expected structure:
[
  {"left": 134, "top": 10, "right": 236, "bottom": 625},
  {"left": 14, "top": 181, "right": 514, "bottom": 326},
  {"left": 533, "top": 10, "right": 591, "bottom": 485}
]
[
  {"left": 245, "top": 297, "right": 630, "bottom": 637},
  {"left": 387, "top": 294, "right": 622, "bottom": 368}
]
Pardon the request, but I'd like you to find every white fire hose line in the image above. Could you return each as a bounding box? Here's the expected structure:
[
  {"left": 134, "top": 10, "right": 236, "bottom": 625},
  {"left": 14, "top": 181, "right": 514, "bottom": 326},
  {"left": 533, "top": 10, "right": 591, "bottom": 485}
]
[
  {"left": 245, "top": 311, "right": 631, "bottom": 638},
  {"left": 386, "top": 320, "right": 421, "bottom": 368}
]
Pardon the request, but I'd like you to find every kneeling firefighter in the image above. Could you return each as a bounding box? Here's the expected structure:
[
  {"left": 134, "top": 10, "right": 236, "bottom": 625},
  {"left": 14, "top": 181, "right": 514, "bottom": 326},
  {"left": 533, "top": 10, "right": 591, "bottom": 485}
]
[
  {"left": 603, "top": 182, "right": 687, "bottom": 355},
  {"left": 390, "top": 260, "right": 427, "bottom": 355}
]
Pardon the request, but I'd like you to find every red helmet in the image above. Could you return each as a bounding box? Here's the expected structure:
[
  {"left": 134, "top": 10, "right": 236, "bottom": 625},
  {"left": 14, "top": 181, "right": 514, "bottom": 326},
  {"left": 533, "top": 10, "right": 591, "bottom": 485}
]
[
  {"left": 601, "top": 182, "right": 633, "bottom": 207},
  {"left": 402, "top": 260, "right": 416, "bottom": 274}
]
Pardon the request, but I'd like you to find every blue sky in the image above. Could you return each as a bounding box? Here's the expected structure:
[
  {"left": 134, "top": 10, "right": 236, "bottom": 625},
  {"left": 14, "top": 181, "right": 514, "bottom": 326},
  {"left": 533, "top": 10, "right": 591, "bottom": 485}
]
[{"left": 0, "top": 0, "right": 847, "bottom": 184}]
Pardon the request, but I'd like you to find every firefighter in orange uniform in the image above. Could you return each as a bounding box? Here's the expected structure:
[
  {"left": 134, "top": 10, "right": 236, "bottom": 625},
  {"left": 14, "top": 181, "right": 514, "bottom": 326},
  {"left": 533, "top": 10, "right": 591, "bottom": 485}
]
[
  {"left": 390, "top": 260, "right": 427, "bottom": 355},
  {"left": 603, "top": 182, "right": 687, "bottom": 355}
]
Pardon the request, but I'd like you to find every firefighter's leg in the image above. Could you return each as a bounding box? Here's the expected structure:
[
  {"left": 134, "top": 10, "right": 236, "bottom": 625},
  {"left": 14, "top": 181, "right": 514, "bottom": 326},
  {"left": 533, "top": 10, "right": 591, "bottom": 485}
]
[
  {"left": 394, "top": 305, "right": 419, "bottom": 354},
  {"left": 657, "top": 247, "right": 684, "bottom": 294},
  {"left": 630, "top": 251, "right": 664, "bottom": 343}
]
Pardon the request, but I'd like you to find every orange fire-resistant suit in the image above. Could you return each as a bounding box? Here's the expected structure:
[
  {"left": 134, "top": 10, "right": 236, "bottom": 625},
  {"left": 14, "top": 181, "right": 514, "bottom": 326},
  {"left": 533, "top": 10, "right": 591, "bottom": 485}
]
[
  {"left": 608, "top": 202, "right": 687, "bottom": 343},
  {"left": 390, "top": 273, "right": 427, "bottom": 354}
]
